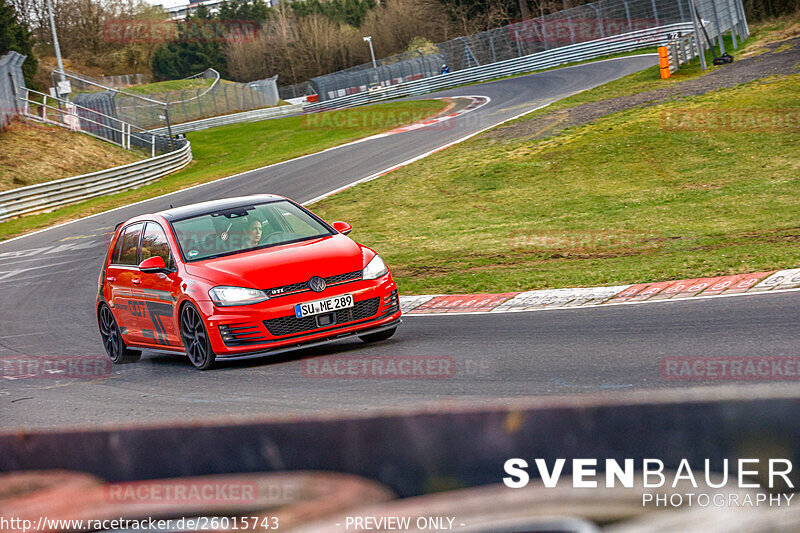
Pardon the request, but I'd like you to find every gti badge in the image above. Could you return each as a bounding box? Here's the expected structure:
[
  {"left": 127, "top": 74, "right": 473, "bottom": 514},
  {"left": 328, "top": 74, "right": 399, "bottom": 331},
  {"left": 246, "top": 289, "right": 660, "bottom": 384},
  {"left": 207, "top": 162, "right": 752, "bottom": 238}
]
[{"left": 308, "top": 276, "right": 326, "bottom": 292}]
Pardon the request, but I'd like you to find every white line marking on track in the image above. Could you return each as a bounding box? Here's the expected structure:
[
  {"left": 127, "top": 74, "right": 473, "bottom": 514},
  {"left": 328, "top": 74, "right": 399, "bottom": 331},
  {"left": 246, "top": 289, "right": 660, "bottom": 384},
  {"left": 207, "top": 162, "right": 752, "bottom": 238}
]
[{"left": 0, "top": 258, "right": 86, "bottom": 282}]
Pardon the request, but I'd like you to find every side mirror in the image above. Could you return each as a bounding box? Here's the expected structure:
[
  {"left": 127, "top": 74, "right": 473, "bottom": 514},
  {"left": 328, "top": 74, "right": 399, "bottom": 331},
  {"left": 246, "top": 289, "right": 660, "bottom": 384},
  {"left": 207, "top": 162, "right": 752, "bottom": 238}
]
[
  {"left": 139, "top": 256, "right": 167, "bottom": 273},
  {"left": 332, "top": 221, "right": 352, "bottom": 235}
]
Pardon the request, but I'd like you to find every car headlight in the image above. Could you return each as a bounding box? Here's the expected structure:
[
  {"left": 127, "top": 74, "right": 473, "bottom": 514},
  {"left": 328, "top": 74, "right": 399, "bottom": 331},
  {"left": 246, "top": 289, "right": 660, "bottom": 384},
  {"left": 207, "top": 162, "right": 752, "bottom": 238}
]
[
  {"left": 362, "top": 254, "right": 388, "bottom": 280},
  {"left": 209, "top": 286, "right": 269, "bottom": 306}
]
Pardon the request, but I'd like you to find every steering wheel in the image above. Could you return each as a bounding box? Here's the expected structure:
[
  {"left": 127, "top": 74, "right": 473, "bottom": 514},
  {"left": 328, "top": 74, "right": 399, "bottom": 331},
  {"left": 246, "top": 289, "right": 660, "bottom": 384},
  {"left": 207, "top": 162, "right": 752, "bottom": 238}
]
[{"left": 261, "top": 231, "right": 284, "bottom": 245}]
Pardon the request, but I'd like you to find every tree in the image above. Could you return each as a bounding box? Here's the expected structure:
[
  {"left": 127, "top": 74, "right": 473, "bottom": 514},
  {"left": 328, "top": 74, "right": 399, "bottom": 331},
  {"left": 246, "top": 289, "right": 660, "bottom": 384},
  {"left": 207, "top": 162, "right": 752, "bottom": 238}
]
[
  {"left": 151, "top": 9, "right": 229, "bottom": 80},
  {"left": 0, "top": 0, "right": 37, "bottom": 87},
  {"left": 217, "top": 0, "right": 272, "bottom": 23}
]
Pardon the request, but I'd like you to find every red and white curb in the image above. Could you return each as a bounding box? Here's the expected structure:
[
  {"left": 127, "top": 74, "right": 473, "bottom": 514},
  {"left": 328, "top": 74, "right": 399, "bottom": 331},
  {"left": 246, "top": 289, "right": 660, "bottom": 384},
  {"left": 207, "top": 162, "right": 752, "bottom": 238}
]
[
  {"left": 399, "top": 268, "right": 800, "bottom": 315},
  {"left": 368, "top": 96, "right": 490, "bottom": 138}
]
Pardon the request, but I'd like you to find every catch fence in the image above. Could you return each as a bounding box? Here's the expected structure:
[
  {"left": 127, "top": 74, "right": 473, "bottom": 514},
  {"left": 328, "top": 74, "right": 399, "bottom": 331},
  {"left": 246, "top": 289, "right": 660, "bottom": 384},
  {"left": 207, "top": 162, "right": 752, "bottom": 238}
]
[{"left": 307, "top": 0, "right": 747, "bottom": 102}]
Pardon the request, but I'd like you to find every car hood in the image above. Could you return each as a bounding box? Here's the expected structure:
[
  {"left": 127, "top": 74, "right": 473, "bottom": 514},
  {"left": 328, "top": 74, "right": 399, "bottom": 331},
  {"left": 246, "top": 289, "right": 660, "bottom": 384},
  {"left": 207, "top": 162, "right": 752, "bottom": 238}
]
[{"left": 184, "top": 235, "right": 365, "bottom": 289}]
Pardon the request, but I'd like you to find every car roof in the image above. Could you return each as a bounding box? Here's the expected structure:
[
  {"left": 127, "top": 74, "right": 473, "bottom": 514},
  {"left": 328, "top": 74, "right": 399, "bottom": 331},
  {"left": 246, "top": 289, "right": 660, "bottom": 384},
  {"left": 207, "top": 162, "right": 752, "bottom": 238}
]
[{"left": 158, "top": 194, "right": 286, "bottom": 221}]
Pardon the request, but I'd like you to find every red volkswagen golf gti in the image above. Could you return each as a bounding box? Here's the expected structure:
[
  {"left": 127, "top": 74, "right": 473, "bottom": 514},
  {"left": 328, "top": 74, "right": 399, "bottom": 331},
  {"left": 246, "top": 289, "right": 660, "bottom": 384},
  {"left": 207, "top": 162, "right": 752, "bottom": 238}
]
[{"left": 96, "top": 195, "right": 401, "bottom": 369}]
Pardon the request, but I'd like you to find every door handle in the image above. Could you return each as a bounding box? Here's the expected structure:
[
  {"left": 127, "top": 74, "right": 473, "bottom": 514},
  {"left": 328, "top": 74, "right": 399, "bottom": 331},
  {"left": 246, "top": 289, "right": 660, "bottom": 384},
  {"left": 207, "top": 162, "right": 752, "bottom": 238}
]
[
  {"left": 131, "top": 278, "right": 141, "bottom": 285},
  {"left": 106, "top": 276, "right": 116, "bottom": 282}
]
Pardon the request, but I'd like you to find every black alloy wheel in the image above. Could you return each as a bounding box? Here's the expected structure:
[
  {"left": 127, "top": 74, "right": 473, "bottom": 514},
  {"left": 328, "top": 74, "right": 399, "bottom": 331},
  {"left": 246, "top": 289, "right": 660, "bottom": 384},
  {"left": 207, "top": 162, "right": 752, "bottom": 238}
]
[
  {"left": 98, "top": 304, "right": 141, "bottom": 364},
  {"left": 180, "top": 304, "right": 216, "bottom": 370}
]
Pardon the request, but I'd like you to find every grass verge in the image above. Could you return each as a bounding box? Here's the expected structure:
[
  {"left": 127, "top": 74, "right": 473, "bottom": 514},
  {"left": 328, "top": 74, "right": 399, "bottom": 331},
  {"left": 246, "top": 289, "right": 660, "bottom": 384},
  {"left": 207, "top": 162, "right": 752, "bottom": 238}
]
[
  {"left": 311, "top": 73, "right": 800, "bottom": 294},
  {"left": 0, "top": 99, "right": 447, "bottom": 242},
  {"left": 0, "top": 121, "right": 144, "bottom": 191}
]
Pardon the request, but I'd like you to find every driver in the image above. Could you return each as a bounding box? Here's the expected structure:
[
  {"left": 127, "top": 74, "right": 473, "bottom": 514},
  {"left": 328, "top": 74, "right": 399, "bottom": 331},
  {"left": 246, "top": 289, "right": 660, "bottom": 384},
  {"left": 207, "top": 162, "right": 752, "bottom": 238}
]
[{"left": 243, "top": 218, "right": 263, "bottom": 248}]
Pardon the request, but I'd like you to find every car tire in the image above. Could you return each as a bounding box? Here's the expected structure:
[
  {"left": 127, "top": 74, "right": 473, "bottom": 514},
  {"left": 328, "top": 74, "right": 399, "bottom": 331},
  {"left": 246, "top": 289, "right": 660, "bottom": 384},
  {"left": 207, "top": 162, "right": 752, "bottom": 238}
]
[
  {"left": 98, "top": 304, "right": 141, "bottom": 364},
  {"left": 180, "top": 303, "right": 216, "bottom": 370},
  {"left": 359, "top": 327, "right": 397, "bottom": 343}
]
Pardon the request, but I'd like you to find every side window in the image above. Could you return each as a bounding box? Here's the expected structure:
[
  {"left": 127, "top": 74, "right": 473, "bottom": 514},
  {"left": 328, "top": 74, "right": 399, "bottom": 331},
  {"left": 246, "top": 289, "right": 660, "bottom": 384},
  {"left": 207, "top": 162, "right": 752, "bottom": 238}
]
[
  {"left": 141, "top": 223, "right": 173, "bottom": 269},
  {"left": 111, "top": 230, "right": 126, "bottom": 264},
  {"left": 117, "top": 223, "right": 144, "bottom": 266}
]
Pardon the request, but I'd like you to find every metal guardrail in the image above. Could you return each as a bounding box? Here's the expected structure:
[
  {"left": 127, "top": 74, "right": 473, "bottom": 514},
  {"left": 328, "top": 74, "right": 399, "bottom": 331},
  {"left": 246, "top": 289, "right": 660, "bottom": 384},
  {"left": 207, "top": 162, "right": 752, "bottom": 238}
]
[
  {"left": 149, "top": 103, "right": 303, "bottom": 135},
  {"left": 0, "top": 140, "right": 192, "bottom": 222},
  {"left": 20, "top": 87, "right": 168, "bottom": 156},
  {"left": 305, "top": 23, "right": 695, "bottom": 112}
]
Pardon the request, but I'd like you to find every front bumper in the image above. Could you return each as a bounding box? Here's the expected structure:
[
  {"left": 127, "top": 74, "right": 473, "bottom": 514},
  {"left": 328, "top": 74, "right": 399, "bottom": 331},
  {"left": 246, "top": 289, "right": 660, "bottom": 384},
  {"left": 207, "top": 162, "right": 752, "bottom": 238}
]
[
  {"left": 196, "top": 275, "right": 401, "bottom": 358},
  {"left": 212, "top": 318, "right": 402, "bottom": 361}
]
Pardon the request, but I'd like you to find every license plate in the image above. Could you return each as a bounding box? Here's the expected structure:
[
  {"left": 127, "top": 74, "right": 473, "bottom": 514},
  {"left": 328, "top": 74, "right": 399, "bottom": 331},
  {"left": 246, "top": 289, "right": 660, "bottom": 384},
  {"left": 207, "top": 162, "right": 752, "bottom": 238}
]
[{"left": 295, "top": 294, "right": 354, "bottom": 318}]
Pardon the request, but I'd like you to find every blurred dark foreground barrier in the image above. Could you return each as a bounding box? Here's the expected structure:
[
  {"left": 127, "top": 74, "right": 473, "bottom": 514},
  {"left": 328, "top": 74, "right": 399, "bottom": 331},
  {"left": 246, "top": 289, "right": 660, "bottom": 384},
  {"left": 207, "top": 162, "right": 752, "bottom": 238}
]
[
  {"left": 3, "top": 388, "right": 800, "bottom": 531},
  {"left": 2, "top": 388, "right": 800, "bottom": 498}
]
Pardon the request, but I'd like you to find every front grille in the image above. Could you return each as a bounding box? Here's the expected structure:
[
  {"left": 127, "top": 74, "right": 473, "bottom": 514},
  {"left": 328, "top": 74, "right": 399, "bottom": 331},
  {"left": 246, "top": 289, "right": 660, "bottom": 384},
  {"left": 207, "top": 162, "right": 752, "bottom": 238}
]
[
  {"left": 219, "top": 322, "right": 268, "bottom": 346},
  {"left": 263, "top": 297, "right": 380, "bottom": 337},
  {"left": 265, "top": 270, "right": 362, "bottom": 297}
]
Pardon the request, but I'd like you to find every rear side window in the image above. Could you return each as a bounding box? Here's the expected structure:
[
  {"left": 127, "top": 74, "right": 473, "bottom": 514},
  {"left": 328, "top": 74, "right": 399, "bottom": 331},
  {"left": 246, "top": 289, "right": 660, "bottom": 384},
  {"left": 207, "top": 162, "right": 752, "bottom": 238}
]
[
  {"left": 141, "top": 223, "right": 173, "bottom": 269},
  {"left": 116, "top": 223, "right": 144, "bottom": 266}
]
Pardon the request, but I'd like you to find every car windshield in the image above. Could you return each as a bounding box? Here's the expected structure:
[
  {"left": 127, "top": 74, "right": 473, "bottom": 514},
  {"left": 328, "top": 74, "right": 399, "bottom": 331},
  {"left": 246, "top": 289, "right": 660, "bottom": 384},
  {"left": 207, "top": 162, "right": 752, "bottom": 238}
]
[{"left": 171, "top": 200, "right": 332, "bottom": 261}]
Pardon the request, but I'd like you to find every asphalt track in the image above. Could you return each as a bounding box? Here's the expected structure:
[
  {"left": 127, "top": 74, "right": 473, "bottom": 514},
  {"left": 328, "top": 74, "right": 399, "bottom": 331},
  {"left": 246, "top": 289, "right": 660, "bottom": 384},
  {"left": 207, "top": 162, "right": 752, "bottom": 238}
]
[{"left": 2, "top": 55, "right": 799, "bottom": 429}]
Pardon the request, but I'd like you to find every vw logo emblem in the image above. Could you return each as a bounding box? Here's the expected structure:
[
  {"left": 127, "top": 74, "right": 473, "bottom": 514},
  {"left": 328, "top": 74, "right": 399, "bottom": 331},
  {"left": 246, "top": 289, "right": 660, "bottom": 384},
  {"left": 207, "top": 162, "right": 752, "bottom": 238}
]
[{"left": 308, "top": 276, "right": 326, "bottom": 292}]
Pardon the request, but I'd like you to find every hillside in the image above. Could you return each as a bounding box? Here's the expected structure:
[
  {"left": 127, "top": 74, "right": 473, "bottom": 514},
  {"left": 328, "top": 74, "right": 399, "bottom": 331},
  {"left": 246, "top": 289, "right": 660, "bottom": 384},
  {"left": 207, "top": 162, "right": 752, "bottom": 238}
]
[{"left": 0, "top": 121, "right": 144, "bottom": 192}]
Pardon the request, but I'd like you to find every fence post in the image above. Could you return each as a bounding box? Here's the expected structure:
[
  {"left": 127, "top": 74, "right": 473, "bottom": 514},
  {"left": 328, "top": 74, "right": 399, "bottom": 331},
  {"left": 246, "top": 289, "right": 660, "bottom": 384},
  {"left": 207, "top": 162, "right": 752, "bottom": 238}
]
[
  {"left": 180, "top": 90, "right": 189, "bottom": 122},
  {"left": 710, "top": 0, "right": 726, "bottom": 53},
  {"left": 541, "top": 20, "right": 548, "bottom": 50},
  {"left": 7, "top": 72, "right": 19, "bottom": 115},
  {"left": 736, "top": 0, "right": 749, "bottom": 38},
  {"left": 623, "top": 0, "right": 633, "bottom": 32},
  {"left": 726, "top": 0, "right": 738, "bottom": 48},
  {"left": 164, "top": 99, "right": 174, "bottom": 151},
  {"left": 589, "top": 5, "right": 605, "bottom": 37},
  {"left": 566, "top": 16, "right": 576, "bottom": 44},
  {"left": 650, "top": 0, "right": 660, "bottom": 27},
  {"left": 196, "top": 87, "right": 203, "bottom": 117},
  {"left": 689, "top": 0, "right": 708, "bottom": 70}
]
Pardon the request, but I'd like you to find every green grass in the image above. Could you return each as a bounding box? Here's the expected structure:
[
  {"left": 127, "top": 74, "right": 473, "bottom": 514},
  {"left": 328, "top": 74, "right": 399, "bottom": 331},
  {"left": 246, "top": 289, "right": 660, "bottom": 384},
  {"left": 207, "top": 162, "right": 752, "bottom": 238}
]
[
  {"left": 511, "top": 33, "right": 748, "bottom": 126},
  {"left": 123, "top": 78, "right": 216, "bottom": 95},
  {"left": 0, "top": 99, "right": 447, "bottom": 241},
  {"left": 311, "top": 74, "right": 800, "bottom": 294}
]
